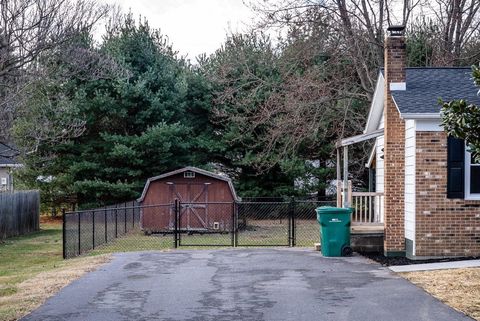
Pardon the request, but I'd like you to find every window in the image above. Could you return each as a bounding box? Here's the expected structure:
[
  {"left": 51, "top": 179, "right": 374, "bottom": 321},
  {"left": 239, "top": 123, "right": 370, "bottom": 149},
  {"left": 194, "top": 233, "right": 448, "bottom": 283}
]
[
  {"left": 465, "top": 147, "right": 480, "bottom": 200},
  {"left": 184, "top": 171, "right": 195, "bottom": 178}
]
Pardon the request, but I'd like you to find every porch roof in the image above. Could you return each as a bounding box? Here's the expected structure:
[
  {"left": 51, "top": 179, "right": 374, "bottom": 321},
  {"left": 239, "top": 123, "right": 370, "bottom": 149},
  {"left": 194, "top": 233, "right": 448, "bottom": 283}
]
[{"left": 335, "top": 128, "right": 384, "bottom": 148}]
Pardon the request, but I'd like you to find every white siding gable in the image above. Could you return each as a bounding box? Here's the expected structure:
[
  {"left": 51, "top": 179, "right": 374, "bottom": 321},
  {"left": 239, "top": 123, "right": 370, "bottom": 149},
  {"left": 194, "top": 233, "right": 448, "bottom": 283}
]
[{"left": 404, "top": 119, "right": 416, "bottom": 254}]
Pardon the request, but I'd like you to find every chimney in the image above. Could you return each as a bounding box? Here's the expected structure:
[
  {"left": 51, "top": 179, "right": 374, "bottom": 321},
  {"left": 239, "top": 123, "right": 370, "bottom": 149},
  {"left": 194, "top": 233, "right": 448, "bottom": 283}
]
[
  {"left": 385, "top": 25, "right": 406, "bottom": 91},
  {"left": 383, "top": 25, "right": 406, "bottom": 257}
]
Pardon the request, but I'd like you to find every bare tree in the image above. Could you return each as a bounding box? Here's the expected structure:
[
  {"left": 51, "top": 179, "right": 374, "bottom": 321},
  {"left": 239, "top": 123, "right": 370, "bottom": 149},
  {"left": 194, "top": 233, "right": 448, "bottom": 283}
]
[
  {"left": 204, "top": 31, "right": 369, "bottom": 184},
  {"left": 0, "top": 0, "right": 109, "bottom": 141},
  {"left": 247, "top": 1, "right": 423, "bottom": 96},
  {"left": 428, "top": 0, "right": 480, "bottom": 65}
]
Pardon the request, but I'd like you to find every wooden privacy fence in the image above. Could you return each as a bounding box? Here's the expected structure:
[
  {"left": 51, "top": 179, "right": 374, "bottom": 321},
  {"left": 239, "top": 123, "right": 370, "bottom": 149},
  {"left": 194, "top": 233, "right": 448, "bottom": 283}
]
[{"left": 0, "top": 190, "right": 40, "bottom": 239}]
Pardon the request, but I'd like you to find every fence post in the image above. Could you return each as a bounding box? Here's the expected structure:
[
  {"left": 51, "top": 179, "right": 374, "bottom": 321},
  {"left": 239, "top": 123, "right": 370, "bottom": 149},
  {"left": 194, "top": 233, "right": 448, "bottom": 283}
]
[
  {"left": 289, "top": 198, "right": 295, "bottom": 247},
  {"left": 104, "top": 207, "right": 108, "bottom": 243},
  {"left": 173, "top": 199, "right": 179, "bottom": 248},
  {"left": 115, "top": 206, "right": 118, "bottom": 238},
  {"left": 234, "top": 201, "right": 239, "bottom": 247},
  {"left": 62, "top": 208, "right": 66, "bottom": 259},
  {"left": 132, "top": 201, "right": 135, "bottom": 228},
  {"left": 124, "top": 202, "right": 127, "bottom": 233},
  {"left": 78, "top": 212, "right": 81, "bottom": 256},
  {"left": 292, "top": 199, "right": 296, "bottom": 247},
  {"left": 288, "top": 200, "right": 292, "bottom": 246},
  {"left": 231, "top": 202, "right": 235, "bottom": 247},
  {"left": 92, "top": 210, "right": 95, "bottom": 249}
]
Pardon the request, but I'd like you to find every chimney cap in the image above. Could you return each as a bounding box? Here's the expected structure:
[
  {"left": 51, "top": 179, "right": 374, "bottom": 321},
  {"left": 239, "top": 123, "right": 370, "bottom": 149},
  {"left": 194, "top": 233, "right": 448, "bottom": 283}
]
[{"left": 387, "top": 25, "right": 405, "bottom": 36}]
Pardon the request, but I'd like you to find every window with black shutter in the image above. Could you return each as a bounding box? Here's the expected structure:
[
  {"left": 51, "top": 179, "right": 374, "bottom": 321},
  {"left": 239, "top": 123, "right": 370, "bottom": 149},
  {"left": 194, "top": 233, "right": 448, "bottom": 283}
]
[
  {"left": 466, "top": 148, "right": 480, "bottom": 199},
  {"left": 447, "top": 136, "right": 465, "bottom": 199}
]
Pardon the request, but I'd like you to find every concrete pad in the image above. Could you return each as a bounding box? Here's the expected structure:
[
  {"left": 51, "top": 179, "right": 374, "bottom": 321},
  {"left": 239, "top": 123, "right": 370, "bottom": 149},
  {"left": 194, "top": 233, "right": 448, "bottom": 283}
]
[
  {"left": 389, "top": 259, "right": 480, "bottom": 273},
  {"left": 22, "top": 249, "right": 473, "bottom": 321}
]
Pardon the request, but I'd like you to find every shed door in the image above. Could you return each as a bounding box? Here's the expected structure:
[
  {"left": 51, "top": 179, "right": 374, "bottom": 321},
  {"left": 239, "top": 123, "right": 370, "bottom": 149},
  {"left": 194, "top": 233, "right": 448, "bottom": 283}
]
[{"left": 170, "top": 183, "right": 209, "bottom": 230}]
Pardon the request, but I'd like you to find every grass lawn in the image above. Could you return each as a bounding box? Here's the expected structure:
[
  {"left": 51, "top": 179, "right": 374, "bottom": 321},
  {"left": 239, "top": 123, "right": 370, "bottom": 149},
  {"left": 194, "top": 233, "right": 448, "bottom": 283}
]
[
  {"left": 401, "top": 268, "right": 480, "bottom": 320},
  {"left": 83, "top": 218, "right": 320, "bottom": 253},
  {"left": 0, "top": 219, "right": 110, "bottom": 321}
]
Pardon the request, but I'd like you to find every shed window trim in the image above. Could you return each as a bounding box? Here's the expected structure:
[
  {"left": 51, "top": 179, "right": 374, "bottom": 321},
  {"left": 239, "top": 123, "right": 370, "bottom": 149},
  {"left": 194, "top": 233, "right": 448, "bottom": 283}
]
[
  {"left": 184, "top": 171, "right": 195, "bottom": 178},
  {"left": 465, "top": 146, "right": 480, "bottom": 200}
]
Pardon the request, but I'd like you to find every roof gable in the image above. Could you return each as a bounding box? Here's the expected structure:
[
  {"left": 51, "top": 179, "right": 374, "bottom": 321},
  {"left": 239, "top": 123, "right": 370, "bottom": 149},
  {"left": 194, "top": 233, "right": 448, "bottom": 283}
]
[
  {"left": 137, "top": 167, "right": 239, "bottom": 202},
  {"left": 365, "top": 67, "right": 479, "bottom": 131},
  {"left": 392, "top": 67, "right": 478, "bottom": 117},
  {"left": 364, "top": 72, "right": 385, "bottom": 133},
  {"left": 0, "top": 142, "right": 20, "bottom": 166}
]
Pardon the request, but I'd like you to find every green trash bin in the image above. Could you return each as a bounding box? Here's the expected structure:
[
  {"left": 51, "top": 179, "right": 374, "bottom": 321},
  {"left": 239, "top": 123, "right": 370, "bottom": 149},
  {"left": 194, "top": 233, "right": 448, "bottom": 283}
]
[{"left": 316, "top": 206, "right": 353, "bottom": 257}]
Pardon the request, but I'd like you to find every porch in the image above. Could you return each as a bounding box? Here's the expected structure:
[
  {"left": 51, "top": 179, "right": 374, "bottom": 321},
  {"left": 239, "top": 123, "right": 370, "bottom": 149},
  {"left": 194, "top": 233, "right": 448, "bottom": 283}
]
[
  {"left": 337, "top": 183, "right": 384, "bottom": 252},
  {"left": 335, "top": 129, "right": 385, "bottom": 252}
]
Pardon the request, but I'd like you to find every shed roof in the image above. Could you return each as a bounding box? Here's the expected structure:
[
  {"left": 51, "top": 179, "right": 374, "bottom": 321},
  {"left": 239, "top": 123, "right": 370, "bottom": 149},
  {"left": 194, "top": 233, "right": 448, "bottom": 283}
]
[{"left": 137, "top": 166, "right": 239, "bottom": 202}]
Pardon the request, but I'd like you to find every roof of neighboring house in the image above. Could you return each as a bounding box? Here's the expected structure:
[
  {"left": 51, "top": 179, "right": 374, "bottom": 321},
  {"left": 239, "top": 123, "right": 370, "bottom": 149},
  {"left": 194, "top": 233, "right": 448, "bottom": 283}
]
[
  {"left": 384, "top": 67, "right": 479, "bottom": 115},
  {"left": 0, "top": 155, "right": 18, "bottom": 166},
  {"left": 0, "top": 142, "right": 20, "bottom": 167},
  {"left": 137, "top": 166, "right": 239, "bottom": 202}
]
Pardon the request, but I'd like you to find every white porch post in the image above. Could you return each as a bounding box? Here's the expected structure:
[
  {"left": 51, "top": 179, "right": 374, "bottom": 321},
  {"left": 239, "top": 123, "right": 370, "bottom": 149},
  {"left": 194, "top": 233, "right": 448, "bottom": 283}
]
[
  {"left": 336, "top": 148, "right": 341, "bottom": 207},
  {"left": 343, "top": 146, "right": 349, "bottom": 208}
]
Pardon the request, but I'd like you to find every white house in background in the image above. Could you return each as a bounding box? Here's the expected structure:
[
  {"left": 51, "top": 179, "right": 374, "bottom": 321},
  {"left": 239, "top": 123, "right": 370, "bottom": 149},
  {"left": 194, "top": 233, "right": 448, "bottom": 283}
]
[{"left": 0, "top": 142, "right": 21, "bottom": 192}]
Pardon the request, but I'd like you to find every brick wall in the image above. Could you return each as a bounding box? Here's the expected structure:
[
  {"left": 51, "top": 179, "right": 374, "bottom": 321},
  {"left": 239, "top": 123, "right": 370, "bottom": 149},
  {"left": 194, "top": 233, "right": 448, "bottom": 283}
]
[
  {"left": 415, "top": 132, "right": 480, "bottom": 257},
  {"left": 383, "top": 35, "right": 406, "bottom": 255}
]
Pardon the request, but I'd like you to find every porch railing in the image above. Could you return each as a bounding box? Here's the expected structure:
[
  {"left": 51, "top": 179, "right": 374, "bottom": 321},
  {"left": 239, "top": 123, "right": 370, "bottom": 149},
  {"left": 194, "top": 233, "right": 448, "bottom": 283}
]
[
  {"left": 337, "top": 181, "right": 384, "bottom": 223},
  {"left": 351, "top": 192, "right": 384, "bottom": 223}
]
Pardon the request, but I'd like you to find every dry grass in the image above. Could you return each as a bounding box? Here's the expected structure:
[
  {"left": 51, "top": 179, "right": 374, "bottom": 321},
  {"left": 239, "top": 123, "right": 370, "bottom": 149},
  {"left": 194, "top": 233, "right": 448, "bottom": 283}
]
[
  {"left": 0, "top": 254, "right": 111, "bottom": 321},
  {"left": 0, "top": 219, "right": 111, "bottom": 321},
  {"left": 401, "top": 268, "right": 480, "bottom": 320}
]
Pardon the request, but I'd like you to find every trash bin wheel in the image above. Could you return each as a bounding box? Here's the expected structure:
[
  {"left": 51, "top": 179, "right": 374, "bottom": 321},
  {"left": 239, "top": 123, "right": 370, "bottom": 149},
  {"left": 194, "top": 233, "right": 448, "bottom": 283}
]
[{"left": 341, "top": 245, "right": 353, "bottom": 257}]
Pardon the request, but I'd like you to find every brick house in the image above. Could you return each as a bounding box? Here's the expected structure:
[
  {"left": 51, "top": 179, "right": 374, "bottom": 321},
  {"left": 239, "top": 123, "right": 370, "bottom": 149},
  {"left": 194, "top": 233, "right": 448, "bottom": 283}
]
[{"left": 337, "top": 26, "right": 480, "bottom": 259}]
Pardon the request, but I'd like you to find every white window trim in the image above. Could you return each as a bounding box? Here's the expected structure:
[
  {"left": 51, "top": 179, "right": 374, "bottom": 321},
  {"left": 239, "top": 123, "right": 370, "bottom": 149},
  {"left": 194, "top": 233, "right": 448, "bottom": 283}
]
[
  {"left": 465, "top": 146, "right": 480, "bottom": 200},
  {"left": 184, "top": 171, "right": 195, "bottom": 178}
]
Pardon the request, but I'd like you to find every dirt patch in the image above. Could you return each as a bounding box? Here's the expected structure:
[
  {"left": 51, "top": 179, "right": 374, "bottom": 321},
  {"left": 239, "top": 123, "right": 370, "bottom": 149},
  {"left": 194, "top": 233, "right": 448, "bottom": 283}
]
[
  {"left": 359, "top": 251, "right": 480, "bottom": 266},
  {"left": 0, "top": 254, "right": 111, "bottom": 321},
  {"left": 402, "top": 268, "right": 480, "bottom": 320},
  {"left": 39, "top": 215, "right": 63, "bottom": 224}
]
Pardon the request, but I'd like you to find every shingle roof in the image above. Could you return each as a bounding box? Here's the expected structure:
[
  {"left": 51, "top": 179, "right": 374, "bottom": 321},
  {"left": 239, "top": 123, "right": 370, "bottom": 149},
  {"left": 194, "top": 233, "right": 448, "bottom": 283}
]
[
  {"left": 0, "top": 142, "right": 20, "bottom": 166},
  {"left": 384, "top": 67, "right": 480, "bottom": 115},
  {"left": 0, "top": 155, "right": 17, "bottom": 165}
]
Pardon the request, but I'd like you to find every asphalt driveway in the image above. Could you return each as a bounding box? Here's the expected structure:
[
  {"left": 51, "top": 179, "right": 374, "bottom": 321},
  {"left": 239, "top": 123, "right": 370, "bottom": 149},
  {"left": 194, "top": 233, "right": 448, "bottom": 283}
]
[{"left": 22, "top": 249, "right": 472, "bottom": 321}]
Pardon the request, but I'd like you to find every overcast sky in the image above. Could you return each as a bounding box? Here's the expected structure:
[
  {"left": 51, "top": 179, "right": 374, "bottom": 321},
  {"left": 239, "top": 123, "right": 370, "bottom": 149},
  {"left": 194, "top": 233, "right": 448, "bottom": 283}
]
[{"left": 100, "top": 0, "right": 256, "bottom": 60}]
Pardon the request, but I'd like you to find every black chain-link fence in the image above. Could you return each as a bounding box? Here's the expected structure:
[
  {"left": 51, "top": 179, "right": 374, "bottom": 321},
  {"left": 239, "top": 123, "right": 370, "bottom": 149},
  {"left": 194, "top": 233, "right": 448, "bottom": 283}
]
[
  {"left": 63, "top": 199, "right": 334, "bottom": 259},
  {"left": 236, "top": 201, "right": 291, "bottom": 246},
  {"left": 63, "top": 201, "right": 168, "bottom": 258}
]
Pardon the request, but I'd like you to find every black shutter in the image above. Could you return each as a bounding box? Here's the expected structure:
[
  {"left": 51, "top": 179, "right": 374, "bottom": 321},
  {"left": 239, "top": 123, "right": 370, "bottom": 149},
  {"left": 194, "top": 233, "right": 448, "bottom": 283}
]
[{"left": 447, "top": 136, "right": 465, "bottom": 199}]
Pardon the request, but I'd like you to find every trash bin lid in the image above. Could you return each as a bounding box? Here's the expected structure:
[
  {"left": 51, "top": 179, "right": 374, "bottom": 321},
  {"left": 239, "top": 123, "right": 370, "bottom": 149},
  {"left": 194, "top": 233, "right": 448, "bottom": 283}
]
[{"left": 316, "top": 206, "right": 352, "bottom": 215}]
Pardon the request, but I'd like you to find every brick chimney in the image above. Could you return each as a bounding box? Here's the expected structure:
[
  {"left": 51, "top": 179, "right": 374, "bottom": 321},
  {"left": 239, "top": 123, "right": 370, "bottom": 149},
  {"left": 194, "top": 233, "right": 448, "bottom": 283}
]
[
  {"left": 385, "top": 25, "right": 406, "bottom": 90},
  {"left": 383, "top": 25, "right": 406, "bottom": 257}
]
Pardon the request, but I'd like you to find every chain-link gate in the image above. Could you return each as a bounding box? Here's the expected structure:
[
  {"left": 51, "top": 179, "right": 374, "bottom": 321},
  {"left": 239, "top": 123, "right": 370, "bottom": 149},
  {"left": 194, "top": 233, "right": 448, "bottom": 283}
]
[
  {"left": 174, "top": 201, "right": 235, "bottom": 247},
  {"left": 235, "top": 201, "right": 293, "bottom": 247},
  {"left": 173, "top": 200, "right": 330, "bottom": 248}
]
